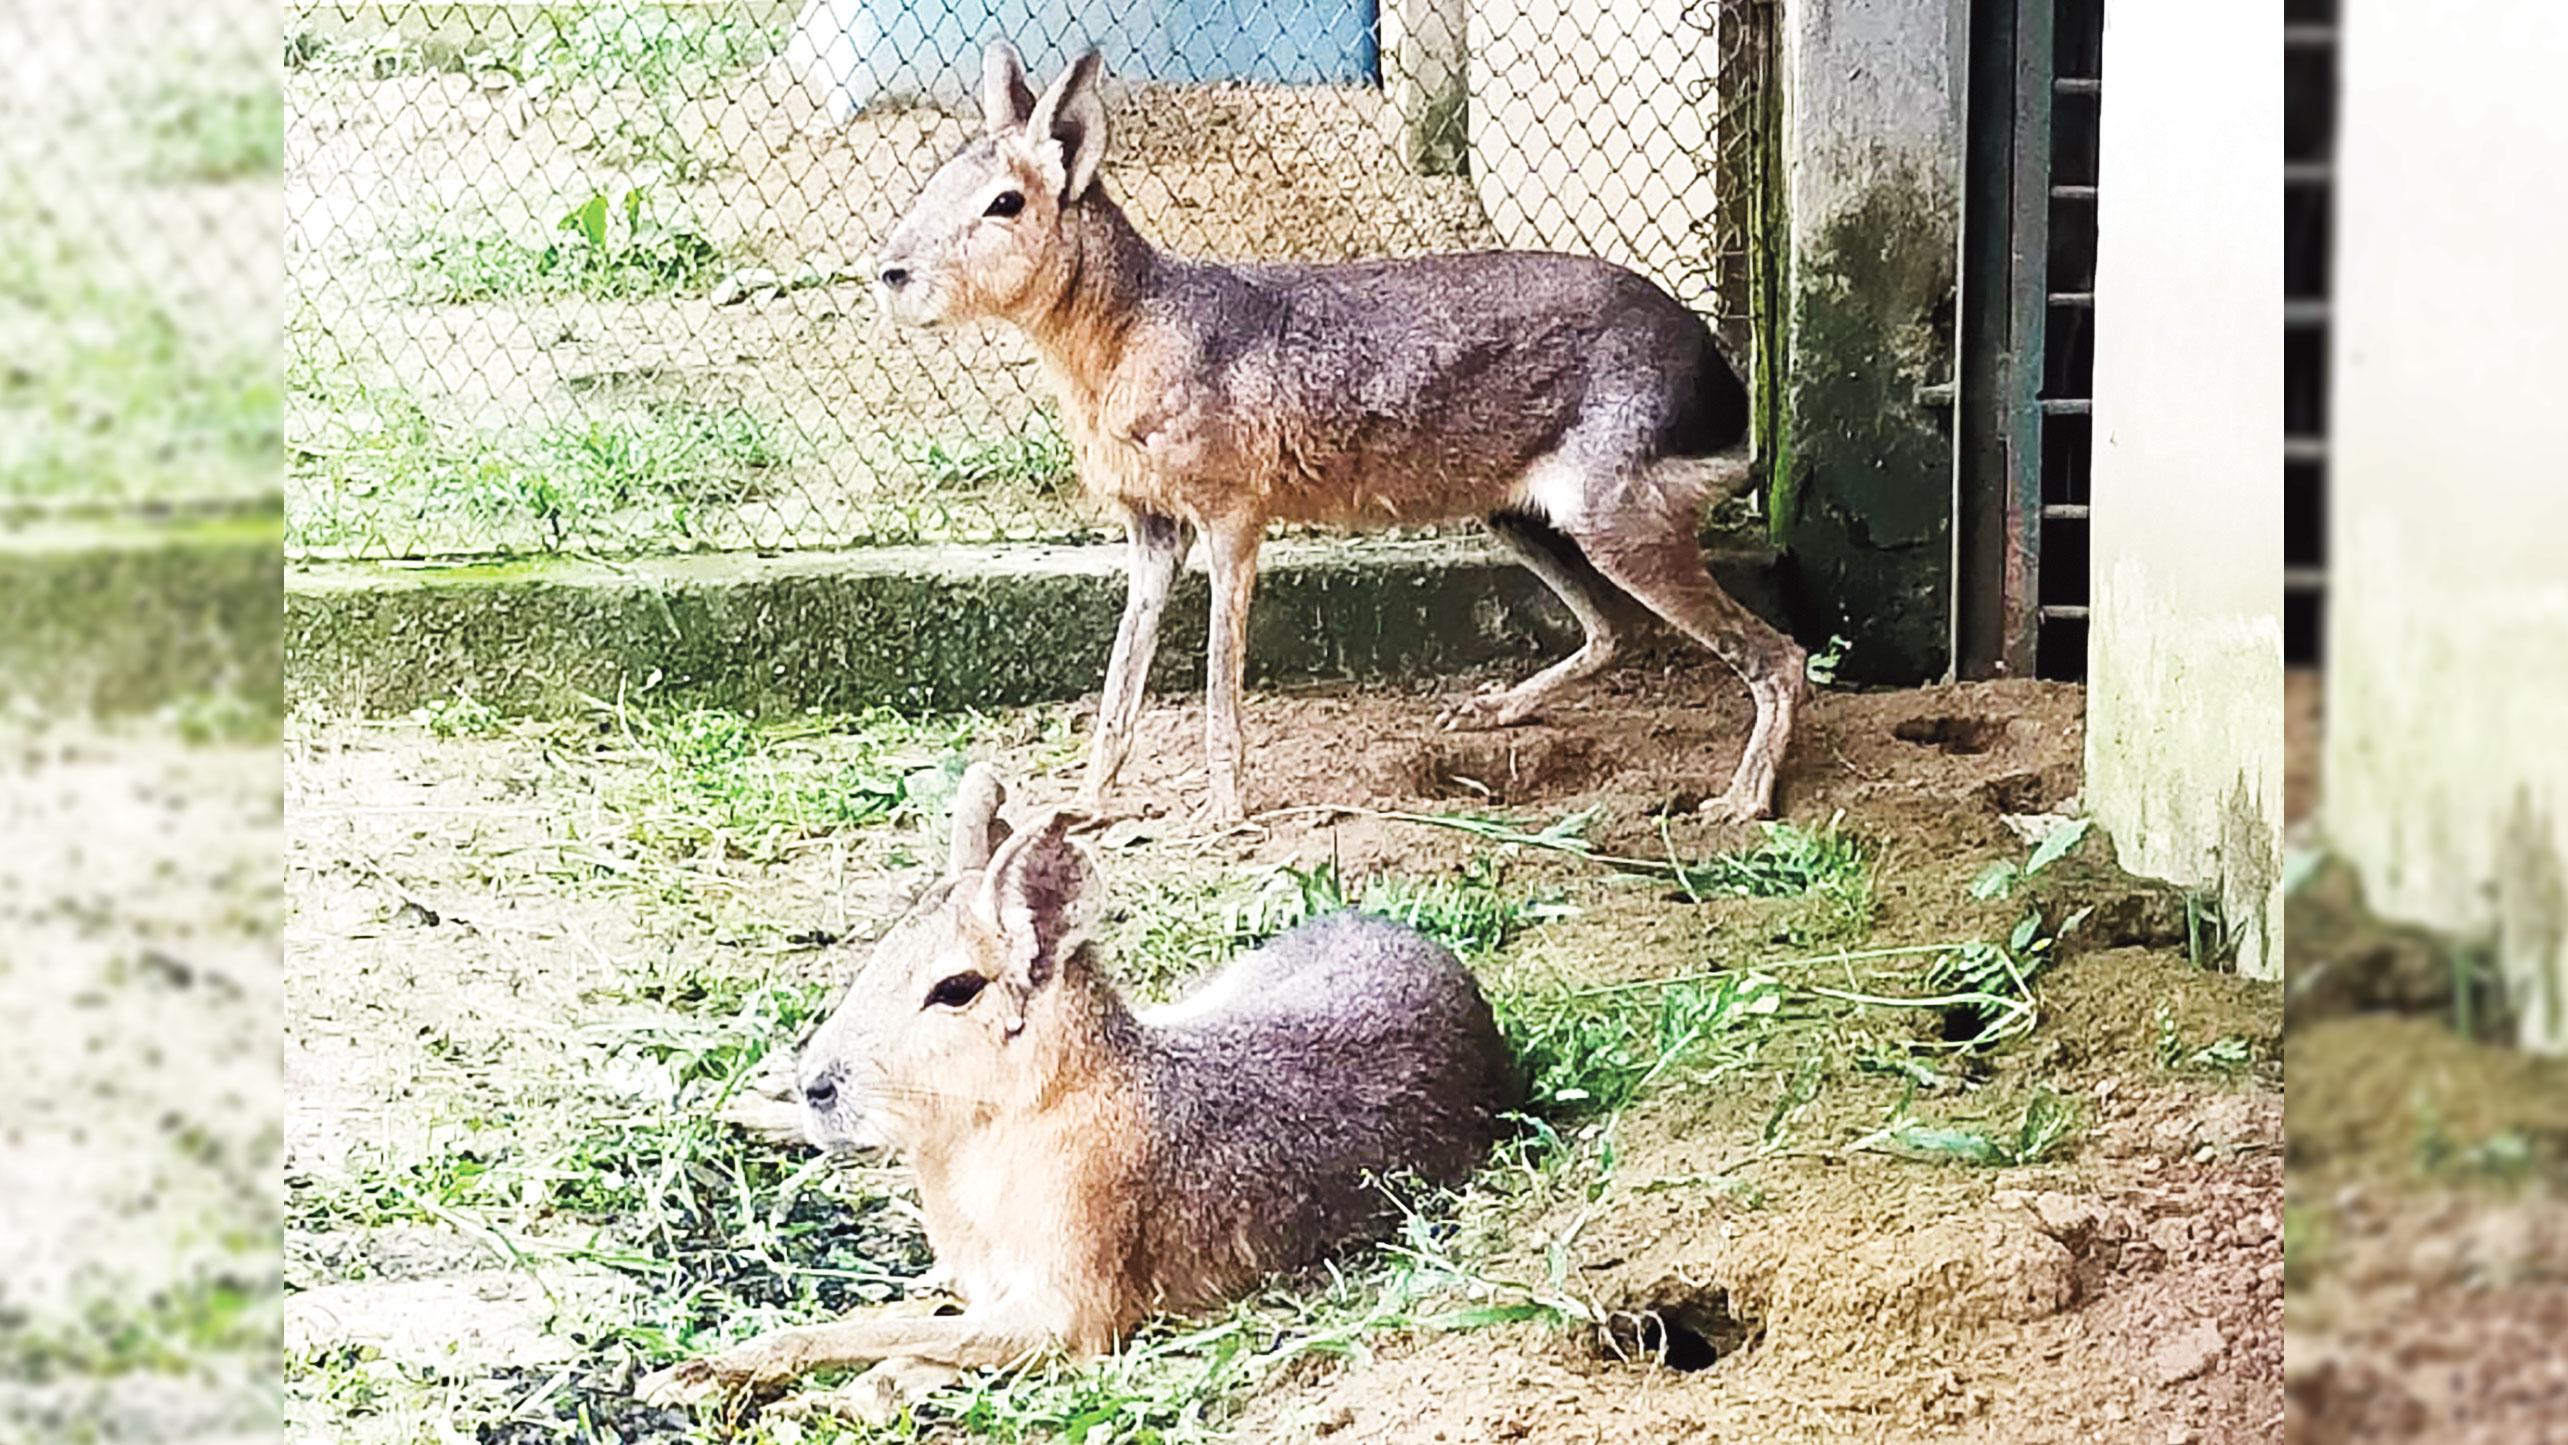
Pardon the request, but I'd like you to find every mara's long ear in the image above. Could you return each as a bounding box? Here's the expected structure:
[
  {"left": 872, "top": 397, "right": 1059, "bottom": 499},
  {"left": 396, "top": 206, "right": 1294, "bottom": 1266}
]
[
  {"left": 980, "top": 40, "right": 1035, "bottom": 135},
  {"left": 975, "top": 808, "right": 1096, "bottom": 995},
  {"left": 946, "top": 762, "right": 1011, "bottom": 878},
  {"left": 1026, "top": 48, "right": 1107, "bottom": 203}
]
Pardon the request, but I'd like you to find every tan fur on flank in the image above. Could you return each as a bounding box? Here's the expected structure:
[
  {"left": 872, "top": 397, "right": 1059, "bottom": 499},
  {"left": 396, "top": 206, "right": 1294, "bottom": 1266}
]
[{"left": 637, "top": 764, "right": 1520, "bottom": 1423}]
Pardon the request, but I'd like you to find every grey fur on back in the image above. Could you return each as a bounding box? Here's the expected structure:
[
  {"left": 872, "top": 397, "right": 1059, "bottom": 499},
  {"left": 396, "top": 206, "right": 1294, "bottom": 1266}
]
[
  {"left": 1131, "top": 911, "right": 1521, "bottom": 1289},
  {"left": 1128, "top": 239, "right": 1751, "bottom": 517}
]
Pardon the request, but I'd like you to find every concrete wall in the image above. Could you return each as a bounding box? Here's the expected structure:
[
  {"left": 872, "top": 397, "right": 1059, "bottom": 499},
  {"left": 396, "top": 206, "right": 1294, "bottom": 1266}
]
[
  {"left": 2325, "top": 2, "right": 2568, "bottom": 1049},
  {"left": 1463, "top": 0, "right": 1722, "bottom": 309},
  {"left": 2081, "top": 0, "right": 2283, "bottom": 978},
  {"left": 1773, "top": 0, "right": 1967, "bottom": 682}
]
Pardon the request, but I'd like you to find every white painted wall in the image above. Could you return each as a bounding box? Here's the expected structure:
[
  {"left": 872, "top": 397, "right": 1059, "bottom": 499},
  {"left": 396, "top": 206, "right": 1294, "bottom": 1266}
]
[
  {"left": 2326, "top": 2, "right": 2568, "bottom": 1050},
  {"left": 2082, "top": 0, "right": 2284, "bottom": 978}
]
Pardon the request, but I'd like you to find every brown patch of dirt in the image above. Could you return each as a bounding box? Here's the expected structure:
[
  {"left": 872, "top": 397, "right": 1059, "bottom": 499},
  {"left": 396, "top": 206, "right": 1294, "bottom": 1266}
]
[
  {"left": 2285, "top": 1010, "right": 2568, "bottom": 1444},
  {"left": 284, "top": 673, "right": 2284, "bottom": 1443},
  {"left": 1039, "top": 670, "right": 2087, "bottom": 867}
]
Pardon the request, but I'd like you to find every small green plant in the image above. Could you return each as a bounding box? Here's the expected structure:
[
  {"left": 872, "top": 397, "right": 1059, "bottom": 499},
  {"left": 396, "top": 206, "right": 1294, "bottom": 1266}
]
[
  {"left": 1969, "top": 818, "right": 2092, "bottom": 901},
  {"left": 1852, "top": 1089, "right": 2077, "bottom": 1167},
  {"left": 1925, "top": 902, "right": 2088, "bottom": 1047},
  {"left": 2151, "top": 1005, "right": 2254, "bottom": 1076},
  {"left": 396, "top": 189, "right": 726, "bottom": 302},
  {"left": 411, "top": 692, "right": 503, "bottom": 739},
  {"left": 1499, "top": 971, "right": 1780, "bottom": 1122},
  {"left": 1239, "top": 855, "right": 1572, "bottom": 965},
  {"left": 1671, "top": 813, "right": 1875, "bottom": 942},
  {"left": 1803, "top": 632, "right": 1852, "bottom": 687}
]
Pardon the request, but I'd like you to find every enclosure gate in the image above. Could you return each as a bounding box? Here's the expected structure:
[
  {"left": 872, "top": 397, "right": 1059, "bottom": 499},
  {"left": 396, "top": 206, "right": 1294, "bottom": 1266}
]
[{"left": 1955, "top": 0, "right": 2105, "bottom": 682}]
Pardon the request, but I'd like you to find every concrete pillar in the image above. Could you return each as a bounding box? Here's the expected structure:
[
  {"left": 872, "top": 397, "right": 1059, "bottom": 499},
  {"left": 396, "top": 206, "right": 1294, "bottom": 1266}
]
[
  {"left": 1381, "top": 0, "right": 1469, "bottom": 175},
  {"left": 2081, "top": 0, "right": 2283, "bottom": 978},
  {"left": 2326, "top": 2, "right": 2568, "bottom": 1048},
  {"left": 1773, "top": 0, "right": 1968, "bottom": 682}
]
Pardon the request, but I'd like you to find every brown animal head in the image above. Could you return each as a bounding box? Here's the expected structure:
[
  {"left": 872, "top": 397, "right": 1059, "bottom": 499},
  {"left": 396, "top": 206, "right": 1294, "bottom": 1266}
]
[
  {"left": 794, "top": 764, "right": 1101, "bottom": 1152},
  {"left": 874, "top": 43, "right": 1109, "bottom": 329}
]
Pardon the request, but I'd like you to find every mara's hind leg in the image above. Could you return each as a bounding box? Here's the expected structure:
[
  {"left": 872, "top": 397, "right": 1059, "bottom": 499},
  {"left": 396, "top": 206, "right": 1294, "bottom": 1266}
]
[
  {"left": 1560, "top": 454, "right": 1808, "bottom": 822},
  {"left": 1444, "top": 511, "right": 1634, "bottom": 731}
]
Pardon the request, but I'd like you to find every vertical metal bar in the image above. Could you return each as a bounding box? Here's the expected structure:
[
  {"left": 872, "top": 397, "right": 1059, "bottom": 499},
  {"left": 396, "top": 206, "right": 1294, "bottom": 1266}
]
[
  {"left": 1955, "top": 0, "right": 2053, "bottom": 678},
  {"left": 2007, "top": 0, "right": 2058, "bottom": 675}
]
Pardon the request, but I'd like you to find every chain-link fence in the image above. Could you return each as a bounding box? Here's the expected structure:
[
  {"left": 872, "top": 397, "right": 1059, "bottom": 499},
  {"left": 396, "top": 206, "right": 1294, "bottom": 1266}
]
[
  {"left": 281, "top": 0, "right": 1767, "bottom": 561},
  {"left": 2, "top": 0, "right": 280, "bottom": 525}
]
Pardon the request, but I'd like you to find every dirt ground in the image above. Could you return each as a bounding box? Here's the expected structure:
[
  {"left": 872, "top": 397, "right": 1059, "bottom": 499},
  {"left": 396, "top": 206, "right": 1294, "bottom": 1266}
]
[
  {"left": 284, "top": 667, "right": 2283, "bottom": 1443},
  {"left": 285, "top": 28, "right": 1499, "bottom": 556},
  {"left": 2281, "top": 667, "right": 2568, "bottom": 1445},
  {"left": 0, "top": 722, "right": 280, "bottom": 1442}
]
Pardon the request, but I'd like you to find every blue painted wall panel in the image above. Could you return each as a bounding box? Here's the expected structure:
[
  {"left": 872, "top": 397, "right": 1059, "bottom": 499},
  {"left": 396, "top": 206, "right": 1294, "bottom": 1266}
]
[{"left": 795, "top": 0, "right": 1378, "bottom": 114}]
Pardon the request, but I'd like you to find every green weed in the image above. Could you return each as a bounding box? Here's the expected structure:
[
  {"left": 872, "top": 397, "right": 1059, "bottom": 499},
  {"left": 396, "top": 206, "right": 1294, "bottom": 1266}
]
[
  {"left": 395, "top": 188, "right": 727, "bottom": 303},
  {"left": 0, "top": 1271, "right": 277, "bottom": 1383},
  {"left": 904, "top": 412, "right": 1078, "bottom": 497},
  {"left": 131, "top": 63, "right": 283, "bottom": 182},
  {"left": 605, "top": 705, "right": 984, "bottom": 865},
  {"left": 2151, "top": 1005, "right": 2255, "bottom": 1076},
  {"left": 1, "top": 222, "right": 278, "bottom": 507},
  {"left": 1852, "top": 1089, "right": 2078, "bottom": 1167},
  {"left": 517, "top": 3, "right": 778, "bottom": 94},
  {"left": 1969, "top": 817, "right": 2092, "bottom": 901},
  {"left": 288, "top": 378, "right": 789, "bottom": 553},
  {"left": 1499, "top": 971, "right": 1779, "bottom": 1122}
]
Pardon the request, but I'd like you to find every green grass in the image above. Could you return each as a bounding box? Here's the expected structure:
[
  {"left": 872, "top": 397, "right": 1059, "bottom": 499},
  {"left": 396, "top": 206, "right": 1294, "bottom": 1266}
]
[
  {"left": 393, "top": 189, "right": 728, "bottom": 303},
  {"left": 130, "top": 62, "right": 283, "bottom": 183},
  {"left": 287, "top": 376, "right": 791, "bottom": 553},
  {"left": 0, "top": 1271, "right": 277, "bottom": 1383},
  {"left": 518, "top": 3, "right": 780, "bottom": 95},
  {"left": 1377, "top": 806, "right": 1878, "bottom": 944},
  {"left": 904, "top": 411, "right": 1078, "bottom": 498},
  {"left": 604, "top": 705, "right": 988, "bottom": 866},
  {"left": 2, "top": 217, "right": 279, "bottom": 508}
]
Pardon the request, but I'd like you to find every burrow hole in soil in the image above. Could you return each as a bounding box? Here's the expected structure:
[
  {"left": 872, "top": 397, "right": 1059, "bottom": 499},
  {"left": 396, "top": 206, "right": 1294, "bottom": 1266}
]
[
  {"left": 1892, "top": 715, "right": 2010, "bottom": 755},
  {"left": 1403, "top": 735, "right": 1603, "bottom": 804},
  {"left": 1605, "top": 1292, "right": 1756, "bottom": 1373}
]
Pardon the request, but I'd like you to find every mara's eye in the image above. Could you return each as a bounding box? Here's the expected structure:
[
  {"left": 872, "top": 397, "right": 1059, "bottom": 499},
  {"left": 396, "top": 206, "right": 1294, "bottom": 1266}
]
[
  {"left": 984, "top": 190, "right": 1025, "bottom": 219},
  {"left": 925, "top": 972, "right": 988, "bottom": 1010}
]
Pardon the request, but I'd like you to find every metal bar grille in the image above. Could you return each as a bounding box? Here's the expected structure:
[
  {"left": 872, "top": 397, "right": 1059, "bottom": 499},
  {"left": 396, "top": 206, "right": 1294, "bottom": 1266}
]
[
  {"left": 2285, "top": 0, "right": 2336, "bottom": 665},
  {"left": 2033, "top": 0, "right": 2104, "bottom": 680},
  {"left": 1956, "top": 0, "right": 2099, "bottom": 682}
]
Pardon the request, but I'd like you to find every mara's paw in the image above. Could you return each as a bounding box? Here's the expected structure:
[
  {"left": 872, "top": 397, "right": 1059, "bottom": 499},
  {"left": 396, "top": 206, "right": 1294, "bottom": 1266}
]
[
  {"left": 1696, "top": 785, "right": 1774, "bottom": 826},
  {"left": 769, "top": 1359, "right": 961, "bottom": 1429},
  {"left": 634, "top": 1334, "right": 803, "bottom": 1407},
  {"left": 1437, "top": 689, "right": 1536, "bottom": 733},
  {"left": 634, "top": 1359, "right": 725, "bottom": 1409}
]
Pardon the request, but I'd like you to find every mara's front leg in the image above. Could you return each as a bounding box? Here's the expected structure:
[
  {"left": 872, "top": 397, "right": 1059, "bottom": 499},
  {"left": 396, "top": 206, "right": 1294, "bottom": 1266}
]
[
  {"left": 1080, "top": 510, "right": 1190, "bottom": 814},
  {"left": 1200, "top": 520, "right": 1263, "bottom": 824},
  {"left": 634, "top": 1307, "right": 1048, "bottom": 1408}
]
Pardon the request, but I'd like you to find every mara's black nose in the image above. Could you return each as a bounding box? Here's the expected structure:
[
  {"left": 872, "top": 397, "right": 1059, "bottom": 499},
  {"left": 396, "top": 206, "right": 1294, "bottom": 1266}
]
[
  {"left": 803, "top": 1073, "right": 838, "bottom": 1112},
  {"left": 877, "top": 265, "right": 911, "bottom": 290}
]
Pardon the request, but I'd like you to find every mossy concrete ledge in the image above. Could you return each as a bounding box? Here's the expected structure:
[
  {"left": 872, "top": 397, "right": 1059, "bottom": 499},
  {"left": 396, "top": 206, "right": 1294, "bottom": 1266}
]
[
  {"left": 287, "top": 538, "right": 1784, "bottom": 719},
  {"left": 1, "top": 517, "right": 283, "bottom": 718}
]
